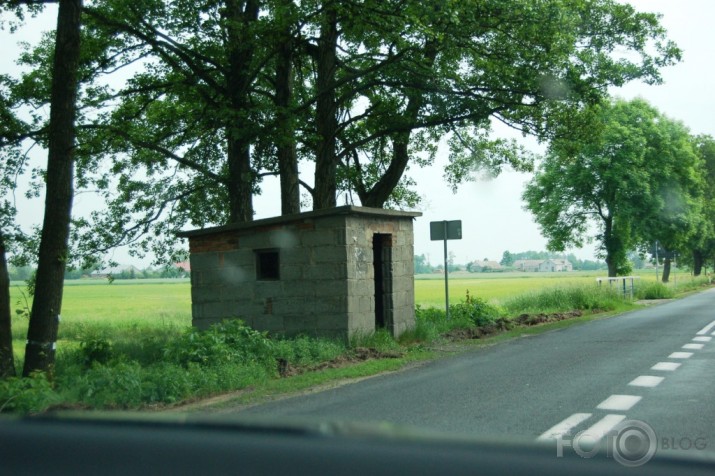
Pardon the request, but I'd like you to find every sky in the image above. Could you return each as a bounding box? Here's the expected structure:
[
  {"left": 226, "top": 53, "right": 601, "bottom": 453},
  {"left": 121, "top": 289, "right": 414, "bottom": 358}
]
[{"left": 2, "top": 1, "right": 715, "bottom": 267}]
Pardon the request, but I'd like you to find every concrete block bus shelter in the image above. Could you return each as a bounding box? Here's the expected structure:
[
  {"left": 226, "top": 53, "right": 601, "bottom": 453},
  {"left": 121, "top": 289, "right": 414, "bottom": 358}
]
[{"left": 177, "top": 206, "right": 421, "bottom": 339}]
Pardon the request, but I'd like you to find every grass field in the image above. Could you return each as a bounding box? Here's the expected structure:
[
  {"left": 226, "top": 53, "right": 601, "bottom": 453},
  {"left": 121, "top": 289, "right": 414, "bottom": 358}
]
[
  {"left": 413, "top": 269, "right": 691, "bottom": 307},
  {"left": 7, "top": 269, "right": 696, "bottom": 336}
]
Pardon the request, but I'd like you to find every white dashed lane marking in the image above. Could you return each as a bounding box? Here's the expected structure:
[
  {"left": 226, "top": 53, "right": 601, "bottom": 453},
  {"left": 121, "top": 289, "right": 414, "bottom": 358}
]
[
  {"left": 651, "top": 362, "right": 681, "bottom": 371},
  {"left": 628, "top": 375, "right": 665, "bottom": 388},
  {"left": 537, "top": 324, "right": 712, "bottom": 444},
  {"left": 537, "top": 413, "right": 592, "bottom": 441},
  {"left": 697, "top": 320, "right": 715, "bottom": 335},
  {"left": 579, "top": 414, "right": 627, "bottom": 445},
  {"left": 596, "top": 395, "right": 642, "bottom": 411}
]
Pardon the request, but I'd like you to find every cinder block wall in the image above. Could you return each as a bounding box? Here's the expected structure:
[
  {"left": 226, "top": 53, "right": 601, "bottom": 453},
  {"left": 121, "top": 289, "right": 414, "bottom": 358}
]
[{"left": 183, "top": 207, "right": 419, "bottom": 339}]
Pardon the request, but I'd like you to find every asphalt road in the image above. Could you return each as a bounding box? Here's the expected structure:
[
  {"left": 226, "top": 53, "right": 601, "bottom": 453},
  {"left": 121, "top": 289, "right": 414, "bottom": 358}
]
[{"left": 238, "top": 288, "right": 715, "bottom": 459}]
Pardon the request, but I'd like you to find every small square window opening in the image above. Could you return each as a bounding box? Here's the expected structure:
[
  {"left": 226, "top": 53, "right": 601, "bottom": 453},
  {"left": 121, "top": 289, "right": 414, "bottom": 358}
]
[{"left": 256, "top": 249, "right": 280, "bottom": 280}]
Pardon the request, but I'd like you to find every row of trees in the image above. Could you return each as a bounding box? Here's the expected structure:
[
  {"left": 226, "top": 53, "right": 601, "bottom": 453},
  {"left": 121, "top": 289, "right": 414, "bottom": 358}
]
[
  {"left": 0, "top": 0, "right": 680, "bottom": 377},
  {"left": 524, "top": 98, "right": 715, "bottom": 279},
  {"left": 7, "top": 265, "right": 188, "bottom": 281}
]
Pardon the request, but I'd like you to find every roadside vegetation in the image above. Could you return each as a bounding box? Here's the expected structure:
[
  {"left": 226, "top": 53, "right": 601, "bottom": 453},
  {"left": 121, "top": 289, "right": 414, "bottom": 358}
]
[{"left": 2, "top": 275, "right": 711, "bottom": 414}]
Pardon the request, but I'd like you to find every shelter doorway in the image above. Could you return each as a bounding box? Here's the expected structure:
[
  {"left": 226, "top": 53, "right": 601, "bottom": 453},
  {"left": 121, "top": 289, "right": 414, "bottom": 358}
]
[{"left": 372, "top": 234, "right": 393, "bottom": 331}]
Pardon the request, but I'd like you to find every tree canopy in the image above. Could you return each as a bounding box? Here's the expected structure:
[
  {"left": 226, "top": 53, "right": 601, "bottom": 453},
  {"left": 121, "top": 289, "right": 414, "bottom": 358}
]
[
  {"left": 524, "top": 98, "right": 705, "bottom": 277},
  {"left": 2, "top": 0, "right": 681, "bottom": 266}
]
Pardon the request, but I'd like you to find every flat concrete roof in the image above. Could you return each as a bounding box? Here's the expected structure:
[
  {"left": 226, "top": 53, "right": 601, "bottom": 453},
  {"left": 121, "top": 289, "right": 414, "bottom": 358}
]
[{"left": 177, "top": 205, "right": 422, "bottom": 238}]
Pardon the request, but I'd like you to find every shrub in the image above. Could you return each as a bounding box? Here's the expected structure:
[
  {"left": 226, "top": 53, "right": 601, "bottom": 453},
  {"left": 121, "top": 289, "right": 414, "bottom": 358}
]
[
  {"left": 163, "top": 319, "right": 275, "bottom": 368},
  {"left": 79, "top": 336, "right": 113, "bottom": 367},
  {"left": 449, "top": 291, "right": 502, "bottom": 327},
  {"left": 0, "top": 373, "right": 57, "bottom": 414}
]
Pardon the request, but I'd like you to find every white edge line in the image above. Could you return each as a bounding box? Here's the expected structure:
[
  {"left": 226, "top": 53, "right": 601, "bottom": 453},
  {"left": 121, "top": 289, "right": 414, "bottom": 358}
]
[{"left": 697, "top": 319, "right": 715, "bottom": 335}]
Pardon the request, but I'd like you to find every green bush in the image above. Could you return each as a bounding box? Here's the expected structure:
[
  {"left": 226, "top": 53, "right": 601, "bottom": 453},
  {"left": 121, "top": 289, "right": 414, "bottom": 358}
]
[
  {"left": 79, "top": 336, "right": 113, "bottom": 367},
  {"left": 449, "top": 292, "right": 502, "bottom": 327},
  {"left": 0, "top": 373, "right": 57, "bottom": 414},
  {"left": 163, "top": 319, "right": 275, "bottom": 368}
]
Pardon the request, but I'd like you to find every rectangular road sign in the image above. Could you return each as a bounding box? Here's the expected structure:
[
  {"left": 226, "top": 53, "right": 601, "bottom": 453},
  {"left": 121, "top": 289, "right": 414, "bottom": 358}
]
[{"left": 430, "top": 220, "right": 462, "bottom": 241}]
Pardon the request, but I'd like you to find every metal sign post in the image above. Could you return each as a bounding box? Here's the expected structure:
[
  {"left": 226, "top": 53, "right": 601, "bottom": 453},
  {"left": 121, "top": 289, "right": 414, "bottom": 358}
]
[{"left": 430, "top": 220, "right": 462, "bottom": 319}]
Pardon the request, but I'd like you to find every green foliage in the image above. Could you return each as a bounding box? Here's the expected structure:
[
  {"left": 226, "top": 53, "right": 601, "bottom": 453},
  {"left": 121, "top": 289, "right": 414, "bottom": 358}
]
[
  {"left": 501, "top": 285, "right": 624, "bottom": 315},
  {"left": 163, "top": 320, "right": 275, "bottom": 368},
  {"left": 0, "top": 372, "right": 56, "bottom": 414},
  {"left": 273, "top": 336, "right": 346, "bottom": 367},
  {"left": 635, "top": 282, "right": 675, "bottom": 300},
  {"left": 78, "top": 334, "right": 112, "bottom": 367},
  {"left": 349, "top": 329, "right": 402, "bottom": 354},
  {"left": 524, "top": 99, "right": 704, "bottom": 277},
  {"left": 449, "top": 291, "right": 502, "bottom": 327}
]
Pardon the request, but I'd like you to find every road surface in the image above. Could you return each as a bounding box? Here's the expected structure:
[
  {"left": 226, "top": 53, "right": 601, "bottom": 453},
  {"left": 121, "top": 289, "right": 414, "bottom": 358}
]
[{"left": 238, "top": 288, "right": 715, "bottom": 460}]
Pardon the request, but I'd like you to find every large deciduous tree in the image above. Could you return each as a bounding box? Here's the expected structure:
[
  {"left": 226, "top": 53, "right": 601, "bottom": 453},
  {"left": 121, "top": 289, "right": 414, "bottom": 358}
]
[
  {"left": 23, "top": 0, "right": 83, "bottom": 376},
  {"left": 684, "top": 135, "right": 715, "bottom": 276},
  {"left": 524, "top": 99, "right": 702, "bottom": 278},
  {"left": 62, "top": 0, "right": 679, "bottom": 263}
]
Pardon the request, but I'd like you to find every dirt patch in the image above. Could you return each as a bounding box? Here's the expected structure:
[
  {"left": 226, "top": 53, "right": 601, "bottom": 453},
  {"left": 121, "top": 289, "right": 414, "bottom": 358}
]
[
  {"left": 635, "top": 299, "right": 673, "bottom": 306},
  {"left": 443, "top": 310, "right": 584, "bottom": 341},
  {"left": 278, "top": 347, "right": 403, "bottom": 378}
]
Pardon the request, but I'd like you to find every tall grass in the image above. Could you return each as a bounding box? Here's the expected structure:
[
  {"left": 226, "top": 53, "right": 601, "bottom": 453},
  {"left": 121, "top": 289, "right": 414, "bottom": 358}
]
[{"left": 500, "top": 284, "right": 626, "bottom": 315}]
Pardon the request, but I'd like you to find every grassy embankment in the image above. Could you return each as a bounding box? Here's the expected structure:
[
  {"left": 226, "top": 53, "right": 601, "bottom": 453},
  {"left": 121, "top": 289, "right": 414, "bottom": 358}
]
[{"left": 1, "top": 271, "right": 709, "bottom": 413}]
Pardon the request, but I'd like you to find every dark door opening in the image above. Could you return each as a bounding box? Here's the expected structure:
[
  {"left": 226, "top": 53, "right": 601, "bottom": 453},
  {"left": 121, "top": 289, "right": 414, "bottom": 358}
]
[{"left": 372, "top": 234, "right": 393, "bottom": 331}]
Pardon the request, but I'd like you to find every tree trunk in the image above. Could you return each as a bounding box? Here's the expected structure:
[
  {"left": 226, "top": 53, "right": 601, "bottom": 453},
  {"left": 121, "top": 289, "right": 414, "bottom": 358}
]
[
  {"left": 0, "top": 235, "right": 15, "bottom": 378},
  {"left": 224, "top": 0, "right": 259, "bottom": 224},
  {"left": 23, "top": 0, "right": 82, "bottom": 377},
  {"left": 661, "top": 257, "right": 671, "bottom": 283},
  {"left": 312, "top": 3, "right": 338, "bottom": 210},
  {"left": 356, "top": 41, "right": 437, "bottom": 208},
  {"left": 693, "top": 249, "right": 704, "bottom": 276},
  {"left": 275, "top": 4, "right": 300, "bottom": 215},
  {"left": 603, "top": 217, "right": 618, "bottom": 277}
]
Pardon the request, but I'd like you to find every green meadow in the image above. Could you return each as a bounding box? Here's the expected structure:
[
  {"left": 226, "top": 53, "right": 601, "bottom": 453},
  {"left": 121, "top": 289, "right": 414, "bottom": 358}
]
[{"left": 7, "top": 269, "right": 691, "bottom": 337}]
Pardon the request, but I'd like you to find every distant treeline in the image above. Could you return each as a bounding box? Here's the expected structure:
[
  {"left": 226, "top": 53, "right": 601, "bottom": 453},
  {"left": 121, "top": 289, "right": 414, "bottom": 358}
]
[
  {"left": 8, "top": 266, "right": 187, "bottom": 282},
  {"left": 415, "top": 250, "right": 610, "bottom": 274}
]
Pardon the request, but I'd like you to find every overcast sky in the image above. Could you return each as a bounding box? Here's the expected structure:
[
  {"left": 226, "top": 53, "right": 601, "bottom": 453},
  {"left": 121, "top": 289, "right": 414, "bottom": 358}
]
[{"left": 2, "top": 1, "right": 714, "bottom": 267}]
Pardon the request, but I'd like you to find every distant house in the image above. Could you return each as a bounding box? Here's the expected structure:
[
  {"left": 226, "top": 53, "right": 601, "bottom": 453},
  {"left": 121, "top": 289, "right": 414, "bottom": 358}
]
[
  {"left": 513, "top": 259, "right": 543, "bottom": 272},
  {"left": 513, "top": 259, "right": 573, "bottom": 272},
  {"left": 89, "top": 265, "right": 140, "bottom": 279},
  {"left": 538, "top": 259, "right": 573, "bottom": 272},
  {"left": 469, "top": 260, "right": 502, "bottom": 272}
]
